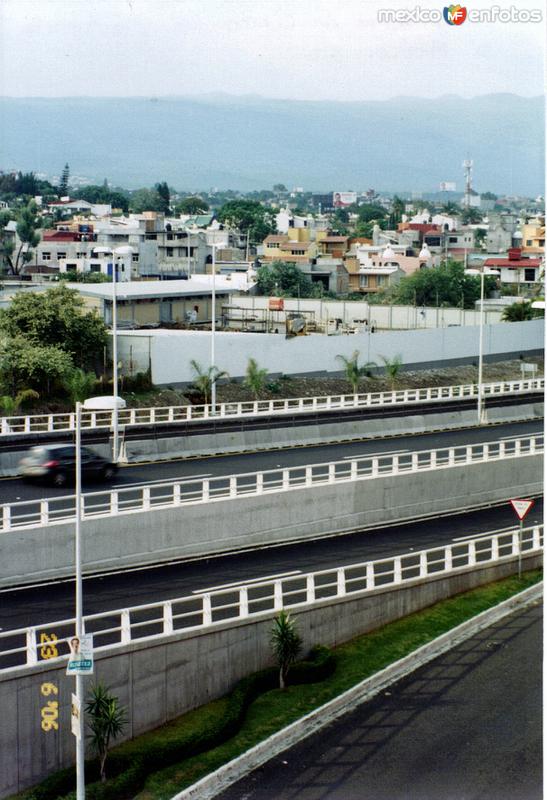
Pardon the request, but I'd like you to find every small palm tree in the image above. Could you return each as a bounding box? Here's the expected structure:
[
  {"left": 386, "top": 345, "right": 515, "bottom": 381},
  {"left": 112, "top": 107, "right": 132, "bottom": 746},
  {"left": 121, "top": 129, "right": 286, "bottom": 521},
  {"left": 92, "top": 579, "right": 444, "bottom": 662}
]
[
  {"left": 244, "top": 357, "right": 268, "bottom": 399},
  {"left": 381, "top": 355, "right": 403, "bottom": 389},
  {"left": 501, "top": 301, "right": 537, "bottom": 322},
  {"left": 190, "top": 359, "right": 229, "bottom": 404},
  {"left": 336, "top": 350, "right": 376, "bottom": 394},
  {"left": 0, "top": 389, "right": 40, "bottom": 415},
  {"left": 63, "top": 368, "right": 97, "bottom": 405},
  {"left": 85, "top": 683, "right": 127, "bottom": 783},
  {"left": 270, "top": 610, "right": 302, "bottom": 690}
]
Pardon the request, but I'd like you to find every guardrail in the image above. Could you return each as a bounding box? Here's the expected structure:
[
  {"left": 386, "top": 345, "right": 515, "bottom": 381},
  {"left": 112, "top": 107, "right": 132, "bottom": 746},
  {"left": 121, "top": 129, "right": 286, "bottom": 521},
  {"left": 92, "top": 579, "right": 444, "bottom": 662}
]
[
  {"left": 1, "top": 434, "right": 542, "bottom": 533},
  {"left": 0, "top": 525, "right": 542, "bottom": 674},
  {"left": 0, "top": 378, "right": 543, "bottom": 437}
]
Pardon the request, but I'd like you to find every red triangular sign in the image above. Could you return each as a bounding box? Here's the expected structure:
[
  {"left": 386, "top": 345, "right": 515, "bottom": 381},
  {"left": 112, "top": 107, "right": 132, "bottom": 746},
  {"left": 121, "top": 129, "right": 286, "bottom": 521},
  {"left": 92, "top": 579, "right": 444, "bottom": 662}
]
[{"left": 509, "top": 499, "right": 534, "bottom": 521}]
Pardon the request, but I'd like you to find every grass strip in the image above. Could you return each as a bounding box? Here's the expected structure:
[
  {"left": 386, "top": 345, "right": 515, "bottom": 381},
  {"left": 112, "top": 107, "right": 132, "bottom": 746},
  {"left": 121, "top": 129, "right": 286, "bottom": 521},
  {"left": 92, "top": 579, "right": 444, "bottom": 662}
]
[{"left": 15, "top": 570, "right": 542, "bottom": 800}]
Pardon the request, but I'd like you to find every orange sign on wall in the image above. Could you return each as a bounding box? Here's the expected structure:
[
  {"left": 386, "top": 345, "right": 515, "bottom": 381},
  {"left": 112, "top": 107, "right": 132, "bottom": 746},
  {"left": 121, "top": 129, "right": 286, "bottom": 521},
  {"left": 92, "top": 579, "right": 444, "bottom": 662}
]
[{"left": 268, "top": 298, "right": 284, "bottom": 311}]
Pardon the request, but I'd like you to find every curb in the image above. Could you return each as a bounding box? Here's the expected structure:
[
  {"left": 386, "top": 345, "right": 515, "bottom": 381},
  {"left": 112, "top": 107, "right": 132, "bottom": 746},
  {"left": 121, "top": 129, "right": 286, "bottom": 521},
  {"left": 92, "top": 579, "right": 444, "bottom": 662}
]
[{"left": 171, "top": 582, "right": 543, "bottom": 800}]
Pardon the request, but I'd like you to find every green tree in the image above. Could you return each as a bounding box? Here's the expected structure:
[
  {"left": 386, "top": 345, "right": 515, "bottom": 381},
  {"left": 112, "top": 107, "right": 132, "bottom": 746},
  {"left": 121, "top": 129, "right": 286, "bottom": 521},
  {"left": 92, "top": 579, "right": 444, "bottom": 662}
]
[
  {"left": 270, "top": 610, "right": 302, "bottom": 690},
  {"left": 85, "top": 683, "right": 127, "bottom": 783},
  {"left": 389, "top": 195, "right": 405, "bottom": 227},
  {"left": 175, "top": 196, "right": 209, "bottom": 215},
  {"left": 381, "top": 354, "right": 403, "bottom": 389},
  {"left": 0, "top": 388, "right": 40, "bottom": 415},
  {"left": 63, "top": 368, "right": 97, "bottom": 404},
  {"left": 273, "top": 183, "right": 287, "bottom": 192},
  {"left": 0, "top": 336, "right": 73, "bottom": 394},
  {"left": 256, "top": 261, "right": 314, "bottom": 298},
  {"left": 12, "top": 200, "right": 41, "bottom": 275},
  {"left": 189, "top": 360, "right": 229, "bottom": 404},
  {"left": 336, "top": 350, "right": 376, "bottom": 393},
  {"left": 0, "top": 284, "right": 108, "bottom": 370},
  {"left": 217, "top": 200, "right": 276, "bottom": 243},
  {"left": 501, "top": 301, "right": 540, "bottom": 322},
  {"left": 390, "top": 260, "right": 490, "bottom": 309},
  {"left": 440, "top": 202, "right": 460, "bottom": 216},
  {"left": 244, "top": 357, "right": 268, "bottom": 399},
  {"left": 58, "top": 163, "right": 70, "bottom": 196},
  {"left": 155, "top": 181, "right": 171, "bottom": 215},
  {"left": 129, "top": 188, "right": 165, "bottom": 213},
  {"left": 73, "top": 184, "right": 129, "bottom": 212},
  {"left": 461, "top": 207, "right": 482, "bottom": 225}
]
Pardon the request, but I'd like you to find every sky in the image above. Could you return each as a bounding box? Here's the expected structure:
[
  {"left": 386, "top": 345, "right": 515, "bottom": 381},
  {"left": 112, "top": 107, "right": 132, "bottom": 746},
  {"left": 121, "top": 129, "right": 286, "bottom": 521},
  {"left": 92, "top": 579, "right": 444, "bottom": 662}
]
[{"left": 0, "top": 0, "right": 544, "bottom": 101}]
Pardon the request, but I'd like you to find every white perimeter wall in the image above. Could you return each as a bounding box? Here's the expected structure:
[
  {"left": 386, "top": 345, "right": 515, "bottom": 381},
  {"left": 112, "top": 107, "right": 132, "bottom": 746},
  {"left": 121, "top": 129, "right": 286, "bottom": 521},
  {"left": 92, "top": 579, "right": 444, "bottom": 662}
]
[{"left": 115, "top": 319, "right": 544, "bottom": 385}]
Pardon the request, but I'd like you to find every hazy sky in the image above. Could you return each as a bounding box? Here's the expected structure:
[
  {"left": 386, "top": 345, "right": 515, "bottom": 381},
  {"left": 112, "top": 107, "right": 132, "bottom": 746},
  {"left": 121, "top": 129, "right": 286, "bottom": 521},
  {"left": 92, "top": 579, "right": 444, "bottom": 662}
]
[{"left": 0, "top": 0, "right": 544, "bottom": 100}]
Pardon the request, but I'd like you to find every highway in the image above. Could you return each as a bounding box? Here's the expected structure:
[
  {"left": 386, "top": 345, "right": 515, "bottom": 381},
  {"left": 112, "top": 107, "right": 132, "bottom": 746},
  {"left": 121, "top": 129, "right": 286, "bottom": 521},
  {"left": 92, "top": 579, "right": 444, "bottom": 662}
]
[
  {"left": 0, "top": 419, "right": 541, "bottom": 505},
  {"left": 217, "top": 602, "right": 543, "bottom": 800},
  {"left": 0, "top": 498, "right": 542, "bottom": 632}
]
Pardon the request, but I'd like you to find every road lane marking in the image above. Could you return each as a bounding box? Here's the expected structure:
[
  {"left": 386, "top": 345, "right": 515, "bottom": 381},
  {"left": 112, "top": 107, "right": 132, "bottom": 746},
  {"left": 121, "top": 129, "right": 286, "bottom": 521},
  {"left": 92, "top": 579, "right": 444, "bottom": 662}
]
[
  {"left": 452, "top": 526, "right": 523, "bottom": 542},
  {"left": 112, "top": 473, "right": 212, "bottom": 489},
  {"left": 343, "top": 449, "right": 410, "bottom": 460},
  {"left": 193, "top": 570, "right": 302, "bottom": 594}
]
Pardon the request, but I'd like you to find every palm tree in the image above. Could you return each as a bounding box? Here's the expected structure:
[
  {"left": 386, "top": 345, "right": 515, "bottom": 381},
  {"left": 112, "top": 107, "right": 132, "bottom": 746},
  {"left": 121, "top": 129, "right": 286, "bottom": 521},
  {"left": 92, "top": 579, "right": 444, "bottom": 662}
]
[
  {"left": 85, "top": 683, "right": 127, "bottom": 783},
  {"left": 244, "top": 357, "right": 268, "bottom": 399},
  {"left": 190, "top": 359, "right": 229, "bottom": 404},
  {"left": 0, "top": 389, "right": 39, "bottom": 415},
  {"left": 501, "top": 301, "right": 537, "bottom": 322},
  {"left": 381, "top": 355, "right": 403, "bottom": 389},
  {"left": 63, "top": 368, "right": 97, "bottom": 405},
  {"left": 270, "top": 610, "right": 302, "bottom": 690},
  {"left": 336, "top": 351, "right": 376, "bottom": 394}
]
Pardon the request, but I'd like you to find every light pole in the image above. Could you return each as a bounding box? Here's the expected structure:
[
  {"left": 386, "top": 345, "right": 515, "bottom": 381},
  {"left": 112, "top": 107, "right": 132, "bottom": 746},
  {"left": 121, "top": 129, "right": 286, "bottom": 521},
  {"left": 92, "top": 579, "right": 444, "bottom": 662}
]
[
  {"left": 211, "top": 244, "right": 217, "bottom": 410},
  {"left": 465, "top": 267, "right": 500, "bottom": 423},
  {"left": 93, "top": 245, "right": 133, "bottom": 461},
  {"left": 74, "top": 401, "right": 84, "bottom": 799}
]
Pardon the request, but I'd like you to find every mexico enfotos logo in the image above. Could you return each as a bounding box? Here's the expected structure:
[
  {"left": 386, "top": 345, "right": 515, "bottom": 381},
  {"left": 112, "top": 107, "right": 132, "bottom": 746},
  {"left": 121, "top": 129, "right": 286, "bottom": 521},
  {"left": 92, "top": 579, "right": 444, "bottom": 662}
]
[{"left": 378, "top": 5, "right": 543, "bottom": 23}]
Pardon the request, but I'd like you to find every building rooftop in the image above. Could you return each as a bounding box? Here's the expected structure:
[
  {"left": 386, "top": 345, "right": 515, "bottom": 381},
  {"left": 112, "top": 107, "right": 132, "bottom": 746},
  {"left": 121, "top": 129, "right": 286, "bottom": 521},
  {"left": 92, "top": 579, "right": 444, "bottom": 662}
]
[{"left": 69, "top": 277, "right": 245, "bottom": 301}]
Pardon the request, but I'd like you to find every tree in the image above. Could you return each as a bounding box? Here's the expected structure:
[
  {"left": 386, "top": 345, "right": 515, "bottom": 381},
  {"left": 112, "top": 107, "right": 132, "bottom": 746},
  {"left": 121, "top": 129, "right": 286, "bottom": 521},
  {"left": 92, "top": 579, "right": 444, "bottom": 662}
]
[
  {"left": 270, "top": 610, "right": 302, "bottom": 690},
  {"left": 73, "top": 185, "right": 129, "bottom": 212},
  {"left": 12, "top": 200, "right": 41, "bottom": 275},
  {"left": 189, "top": 360, "right": 229, "bottom": 404},
  {"left": 501, "top": 301, "right": 540, "bottom": 322},
  {"left": 244, "top": 358, "right": 268, "bottom": 399},
  {"left": 0, "top": 389, "right": 40, "bottom": 415},
  {"left": 129, "top": 188, "right": 165, "bottom": 213},
  {"left": 0, "top": 284, "right": 108, "bottom": 370},
  {"left": 0, "top": 336, "right": 73, "bottom": 394},
  {"left": 389, "top": 195, "right": 405, "bottom": 227},
  {"left": 461, "top": 207, "right": 482, "bottom": 225},
  {"left": 85, "top": 683, "right": 127, "bottom": 783},
  {"left": 64, "top": 368, "right": 97, "bottom": 404},
  {"left": 217, "top": 200, "right": 276, "bottom": 243},
  {"left": 381, "top": 354, "right": 403, "bottom": 389},
  {"left": 389, "top": 259, "right": 491, "bottom": 309},
  {"left": 440, "top": 202, "right": 460, "bottom": 216},
  {"left": 175, "top": 196, "right": 210, "bottom": 215},
  {"left": 273, "top": 183, "right": 287, "bottom": 192},
  {"left": 155, "top": 181, "right": 171, "bottom": 215},
  {"left": 58, "top": 163, "right": 70, "bottom": 196},
  {"left": 336, "top": 350, "right": 376, "bottom": 393},
  {"left": 256, "top": 261, "right": 314, "bottom": 298}
]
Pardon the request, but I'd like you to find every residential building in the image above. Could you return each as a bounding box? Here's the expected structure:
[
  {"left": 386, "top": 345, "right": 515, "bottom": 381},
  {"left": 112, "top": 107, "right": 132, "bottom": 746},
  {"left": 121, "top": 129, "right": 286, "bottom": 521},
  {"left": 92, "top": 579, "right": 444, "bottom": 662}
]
[
  {"left": 483, "top": 248, "right": 543, "bottom": 292},
  {"left": 521, "top": 216, "right": 545, "bottom": 255},
  {"left": 346, "top": 243, "right": 432, "bottom": 296}
]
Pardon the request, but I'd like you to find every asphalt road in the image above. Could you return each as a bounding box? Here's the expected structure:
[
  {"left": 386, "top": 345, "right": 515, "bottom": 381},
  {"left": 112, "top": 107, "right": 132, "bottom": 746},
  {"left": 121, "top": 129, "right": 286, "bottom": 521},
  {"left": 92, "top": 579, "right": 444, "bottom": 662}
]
[
  {"left": 217, "top": 601, "right": 543, "bottom": 800},
  {"left": 0, "top": 498, "right": 542, "bottom": 632},
  {"left": 0, "top": 419, "right": 541, "bottom": 506}
]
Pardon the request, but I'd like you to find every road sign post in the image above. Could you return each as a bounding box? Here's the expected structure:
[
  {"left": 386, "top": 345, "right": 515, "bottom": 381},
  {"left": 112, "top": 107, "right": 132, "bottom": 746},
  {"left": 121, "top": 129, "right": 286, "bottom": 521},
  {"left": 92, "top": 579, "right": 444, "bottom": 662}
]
[{"left": 509, "top": 499, "right": 535, "bottom": 579}]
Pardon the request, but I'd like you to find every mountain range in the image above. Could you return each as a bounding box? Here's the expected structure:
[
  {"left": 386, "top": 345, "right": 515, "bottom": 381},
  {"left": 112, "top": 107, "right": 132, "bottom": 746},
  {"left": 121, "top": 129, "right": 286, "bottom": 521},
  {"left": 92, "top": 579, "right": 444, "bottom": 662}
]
[{"left": 0, "top": 93, "right": 542, "bottom": 195}]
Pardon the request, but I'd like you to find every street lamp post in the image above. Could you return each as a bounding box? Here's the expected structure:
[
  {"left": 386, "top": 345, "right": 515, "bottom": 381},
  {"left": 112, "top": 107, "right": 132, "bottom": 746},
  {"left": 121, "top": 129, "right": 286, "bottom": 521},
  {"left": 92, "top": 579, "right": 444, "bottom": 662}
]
[
  {"left": 465, "top": 267, "right": 500, "bottom": 423},
  {"left": 211, "top": 245, "right": 217, "bottom": 410},
  {"left": 74, "top": 401, "right": 84, "bottom": 799},
  {"left": 93, "top": 245, "right": 133, "bottom": 460}
]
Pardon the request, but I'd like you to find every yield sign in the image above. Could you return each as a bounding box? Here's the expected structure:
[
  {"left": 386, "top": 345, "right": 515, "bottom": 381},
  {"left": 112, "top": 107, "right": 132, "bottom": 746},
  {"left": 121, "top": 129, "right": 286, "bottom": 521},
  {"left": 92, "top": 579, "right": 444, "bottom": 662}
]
[{"left": 509, "top": 499, "right": 535, "bottom": 521}]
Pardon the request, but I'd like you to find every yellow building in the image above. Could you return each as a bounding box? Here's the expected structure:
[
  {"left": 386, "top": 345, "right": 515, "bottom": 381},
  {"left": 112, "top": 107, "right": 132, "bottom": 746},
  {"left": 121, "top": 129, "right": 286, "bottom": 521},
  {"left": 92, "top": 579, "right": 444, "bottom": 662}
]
[{"left": 521, "top": 217, "right": 545, "bottom": 255}]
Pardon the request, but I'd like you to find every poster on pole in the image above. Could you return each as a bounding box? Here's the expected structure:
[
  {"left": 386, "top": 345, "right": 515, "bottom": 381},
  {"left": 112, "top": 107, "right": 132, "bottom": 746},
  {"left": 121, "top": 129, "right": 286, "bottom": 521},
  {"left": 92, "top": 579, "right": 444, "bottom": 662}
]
[
  {"left": 509, "top": 499, "right": 534, "bottom": 521},
  {"left": 66, "top": 633, "right": 94, "bottom": 675},
  {"left": 71, "top": 693, "right": 82, "bottom": 739}
]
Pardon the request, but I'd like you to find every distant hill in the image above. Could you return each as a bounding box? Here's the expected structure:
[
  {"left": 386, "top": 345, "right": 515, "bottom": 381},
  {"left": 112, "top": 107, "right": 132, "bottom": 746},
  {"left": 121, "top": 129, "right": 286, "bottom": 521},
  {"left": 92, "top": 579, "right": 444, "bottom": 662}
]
[{"left": 0, "top": 94, "right": 542, "bottom": 195}]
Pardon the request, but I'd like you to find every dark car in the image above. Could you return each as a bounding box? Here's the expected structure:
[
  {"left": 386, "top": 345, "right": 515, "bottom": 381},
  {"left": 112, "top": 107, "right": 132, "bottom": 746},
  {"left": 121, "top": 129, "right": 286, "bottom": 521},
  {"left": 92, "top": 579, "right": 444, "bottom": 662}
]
[{"left": 19, "top": 445, "right": 117, "bottom": 487}]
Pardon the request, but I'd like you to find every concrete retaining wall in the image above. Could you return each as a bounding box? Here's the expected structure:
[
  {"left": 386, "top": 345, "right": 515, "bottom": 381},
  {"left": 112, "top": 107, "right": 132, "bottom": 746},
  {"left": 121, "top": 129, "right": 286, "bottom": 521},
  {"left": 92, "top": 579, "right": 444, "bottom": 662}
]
[
  {"left": 1, "top": 553, "right": 541, "bottom": 798},
  {"left": 1, "top": 455, "right": 542, "bottom": 588}
]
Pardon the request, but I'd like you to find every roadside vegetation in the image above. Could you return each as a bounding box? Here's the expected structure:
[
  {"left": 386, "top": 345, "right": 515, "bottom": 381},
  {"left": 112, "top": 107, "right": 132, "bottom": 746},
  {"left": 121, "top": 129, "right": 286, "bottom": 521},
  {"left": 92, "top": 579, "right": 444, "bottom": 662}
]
[{"left": 15, "top": 570, "right": 541, "bottom": 800}]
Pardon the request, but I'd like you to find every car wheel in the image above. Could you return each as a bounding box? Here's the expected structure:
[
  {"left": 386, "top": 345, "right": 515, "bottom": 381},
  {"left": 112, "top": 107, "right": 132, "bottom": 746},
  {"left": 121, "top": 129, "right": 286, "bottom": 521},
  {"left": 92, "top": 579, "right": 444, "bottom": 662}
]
[
  {"left": 102, "top": 465, "right": 117, "bottom": 481},
  {"left": 53, "top": 472, "right": 67, "bottom": 487}
]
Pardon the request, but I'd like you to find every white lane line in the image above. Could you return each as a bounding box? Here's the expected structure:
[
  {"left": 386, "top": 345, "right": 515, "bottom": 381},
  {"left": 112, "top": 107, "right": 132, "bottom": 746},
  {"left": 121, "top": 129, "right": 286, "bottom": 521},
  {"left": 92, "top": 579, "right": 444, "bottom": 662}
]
[
  {"left": 452, "top": 526, "right": 520, "bottom": 542},
  {"left": 193, "top": 570, "right": 302, "bottom": 594},
  {"left": 113, "top": 473, "right": 212, "bottom": 489},
  {"left": 343, "top": 449, "right": 409, "bottom": 460}
]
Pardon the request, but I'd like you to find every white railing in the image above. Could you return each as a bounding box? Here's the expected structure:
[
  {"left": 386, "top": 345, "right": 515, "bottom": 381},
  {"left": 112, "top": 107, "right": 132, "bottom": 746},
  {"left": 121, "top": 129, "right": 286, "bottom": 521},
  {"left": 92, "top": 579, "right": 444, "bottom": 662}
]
[
  {"left": 0, "top": 525, "right": 542, "bottom": 674},
  {"left": 0, "top": 378, "right": 543, "bottom": 437},
  {"left": 0, "top": 435, "right": 542, "bottom": 533}
]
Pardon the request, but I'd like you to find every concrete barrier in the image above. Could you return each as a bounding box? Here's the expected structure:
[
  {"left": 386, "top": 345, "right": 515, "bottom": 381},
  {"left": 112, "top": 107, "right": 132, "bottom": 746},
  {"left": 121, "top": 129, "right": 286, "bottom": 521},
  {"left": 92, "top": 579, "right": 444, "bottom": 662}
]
[
  {"left": 1, "top": 454, "right": 542, "bottom": 588},
  {"left": 0, "top": 553, "right": 541, "bottom": 798}
]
